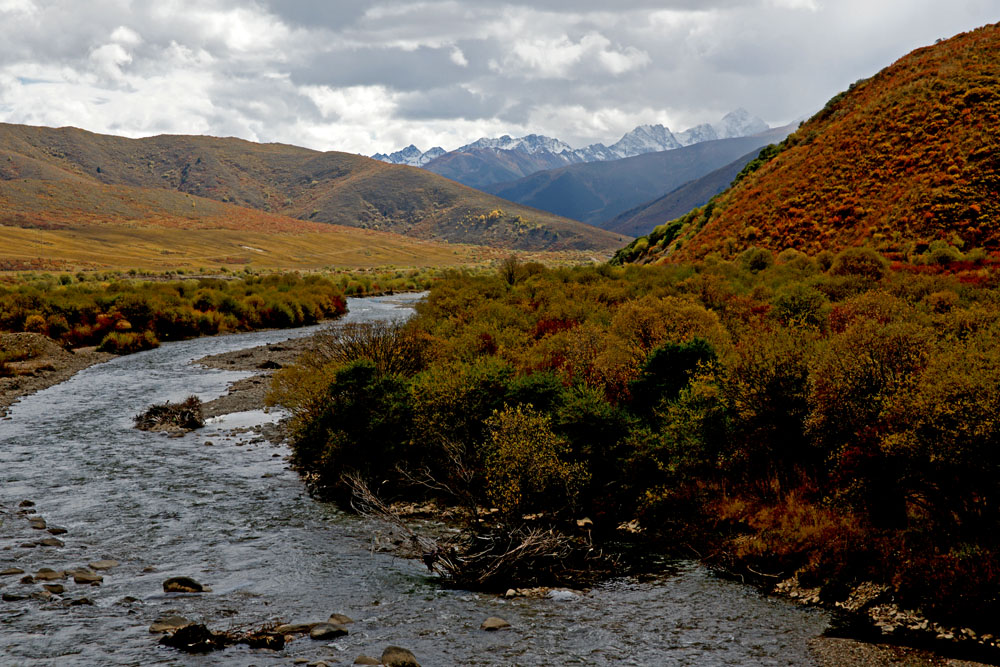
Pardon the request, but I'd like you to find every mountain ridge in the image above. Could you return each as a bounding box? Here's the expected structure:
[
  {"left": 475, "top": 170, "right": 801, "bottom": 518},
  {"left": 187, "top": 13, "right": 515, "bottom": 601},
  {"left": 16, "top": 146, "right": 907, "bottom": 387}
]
[{"left": 0, "top": 122, "right": 627, "bottom": 252}]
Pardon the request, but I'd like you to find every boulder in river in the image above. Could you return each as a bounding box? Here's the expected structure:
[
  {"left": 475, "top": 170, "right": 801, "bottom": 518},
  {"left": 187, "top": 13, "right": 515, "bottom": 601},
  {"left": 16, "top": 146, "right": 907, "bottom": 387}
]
[
  {"left": 43, "top": 584, "right": 65, "bottom": 594},
  {"left": 149, "top": 615, "right": 192, "bottom": 633},
  {"left": 275, "top": 622, "right": 316, "bottom": 634},
  {"left": 19, "top": 576, "right": 34, "bottom": 584},
  {"left": 47, "top": 526, "right": 68, "bottom": 535},
  {"left": 309, "top": 622, "right": 348, "bottom": 640},
  {"left": 328, "top": 613, "right": 354, "bottom": 625},
  {"left": 19, "top": 500, "right": 35, "bottom": 507},
  {"left": 2, "top": 592, "right": 28, "bottom": 602},
  {"left": 89, "top": 560, "right": 119, "bottom": 570},
  {"left": 72, "top": 570, "right": 103, "bottom": 585},
  {"left": 354, "top": 655, "right": 381, "bottom": 665},
  {"left": 382, "top": 646, "right": 421, "bottom": 667},
  {"left": 39, "top": 537, "right": 64, "bottom": 547},
  {"left": 480, "top": 616, "right": 511, "bottom": 631},
  {"left": 163, "top": 576, "right": 205, "bottom": 593},
  {"left": 29, "top": 517, "right": 46, "bottom": 529},
  {"left": 1, "top": 568, "right": 25, "bottom": 577},
  {"left": 33, "top": 568, "right": 65, "bottom": 581}
]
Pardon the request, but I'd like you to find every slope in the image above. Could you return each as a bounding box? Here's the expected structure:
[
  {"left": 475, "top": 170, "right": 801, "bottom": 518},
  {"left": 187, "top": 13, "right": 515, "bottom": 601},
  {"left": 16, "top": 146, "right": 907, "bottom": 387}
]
[
  {"left": 483, "top": 129, "right": 791, "bottom": 225},
  {"left": 619, "top": 23, "right": 1000, "bottom": 263},
  {"left": 604, "top": 148, "right": 764, "bottom": 237},
  {"left": 0, "top": 123, "right": 625, "bottom": 252}
]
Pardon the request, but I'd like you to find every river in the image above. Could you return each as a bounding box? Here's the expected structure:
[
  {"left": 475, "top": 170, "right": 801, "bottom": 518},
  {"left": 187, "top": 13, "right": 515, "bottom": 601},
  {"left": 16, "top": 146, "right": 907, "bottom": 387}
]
[{"left": 0, "top": 294, "right": 830, "bottom": 665}]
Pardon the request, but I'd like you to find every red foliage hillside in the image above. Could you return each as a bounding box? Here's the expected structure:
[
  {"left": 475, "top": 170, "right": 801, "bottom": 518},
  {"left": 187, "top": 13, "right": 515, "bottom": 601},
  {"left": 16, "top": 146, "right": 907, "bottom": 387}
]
[{"left": 621, "top": 23, "right": 1000, "bottom": 263}]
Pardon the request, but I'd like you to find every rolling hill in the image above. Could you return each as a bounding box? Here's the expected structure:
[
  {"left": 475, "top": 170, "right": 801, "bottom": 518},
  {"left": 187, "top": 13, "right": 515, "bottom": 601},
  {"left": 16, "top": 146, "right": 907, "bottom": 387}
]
[
  {"left": 617, "top": 22, "right": 1000, "bottom": 264},
  {"left": 604, "top": 148, "right": 764, "bottom": 237},
  {"left": 482, "top": 128, "right": 793, "bottom": 226},
  {"left": 0, "top": 124, "right": 626, "bottom": 253}
]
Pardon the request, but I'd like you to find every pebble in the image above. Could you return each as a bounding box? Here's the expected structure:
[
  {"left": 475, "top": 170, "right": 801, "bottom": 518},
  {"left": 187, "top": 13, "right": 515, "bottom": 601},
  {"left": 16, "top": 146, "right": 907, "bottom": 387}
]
[
  {"left": 481, "top": 616, "right": 511, "bottom": 631},
  {"left": 18, "top": 542, "right": 37, "bottom": 549},
  {"left": 309, "top": 623, "right": 348, "bottom": 640}
]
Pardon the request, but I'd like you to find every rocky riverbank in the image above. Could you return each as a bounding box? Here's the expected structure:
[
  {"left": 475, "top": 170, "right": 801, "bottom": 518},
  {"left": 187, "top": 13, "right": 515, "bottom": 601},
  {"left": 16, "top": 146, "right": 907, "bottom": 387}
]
[{"left": 0, "top": 333, "right": 112, "bottom": 418}]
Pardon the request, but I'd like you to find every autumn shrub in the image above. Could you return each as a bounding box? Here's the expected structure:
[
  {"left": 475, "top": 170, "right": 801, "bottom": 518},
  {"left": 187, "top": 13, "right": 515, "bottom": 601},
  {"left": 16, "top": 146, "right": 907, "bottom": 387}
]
[
  {"left": 482, "top": 405, "right": 588, "bottom": 520},
  {"left": 97, "top": 330, "right": 160, "bottom": 354}
]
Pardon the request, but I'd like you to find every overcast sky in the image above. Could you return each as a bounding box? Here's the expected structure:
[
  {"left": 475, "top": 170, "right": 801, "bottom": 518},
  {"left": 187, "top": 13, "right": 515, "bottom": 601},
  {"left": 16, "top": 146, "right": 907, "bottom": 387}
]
[{"left": 0, "top": 1, "right": 995, "bottom": 155}]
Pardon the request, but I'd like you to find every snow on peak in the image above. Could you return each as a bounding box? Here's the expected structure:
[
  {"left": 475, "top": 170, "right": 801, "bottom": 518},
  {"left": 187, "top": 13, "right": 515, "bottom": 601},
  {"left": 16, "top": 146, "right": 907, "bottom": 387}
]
[{"left": 372, "top": 145, "right": 446, "bottom": 166}]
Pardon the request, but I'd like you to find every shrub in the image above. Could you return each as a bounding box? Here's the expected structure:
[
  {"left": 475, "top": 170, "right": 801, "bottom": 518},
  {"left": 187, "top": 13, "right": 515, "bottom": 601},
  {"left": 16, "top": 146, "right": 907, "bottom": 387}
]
[
  {"left": 482, "top": 405, "right": 588, "bottom": 519},
  {"left": 97, "top": 330, "right": 160, "bottom": 355},
  {"left": 829, "top": 247, "right": 888, "bottom": 280}
]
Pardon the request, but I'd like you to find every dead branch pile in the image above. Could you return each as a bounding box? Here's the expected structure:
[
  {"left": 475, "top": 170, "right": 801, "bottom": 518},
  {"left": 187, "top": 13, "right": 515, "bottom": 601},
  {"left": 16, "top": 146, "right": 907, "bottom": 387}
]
[{"left": 134, "top": 396, "right": 205, "bottom": 431}]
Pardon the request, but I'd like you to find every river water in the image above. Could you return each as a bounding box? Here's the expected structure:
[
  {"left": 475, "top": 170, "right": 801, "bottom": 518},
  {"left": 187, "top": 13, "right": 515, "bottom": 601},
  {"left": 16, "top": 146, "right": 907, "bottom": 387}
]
[{"left": 0, "top": 294, "right": 830, "bottom": 666}]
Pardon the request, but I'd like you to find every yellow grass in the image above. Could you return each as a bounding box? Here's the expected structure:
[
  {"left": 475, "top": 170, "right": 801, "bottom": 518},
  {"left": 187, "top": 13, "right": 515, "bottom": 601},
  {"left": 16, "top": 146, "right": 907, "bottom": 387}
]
[{"left": 0, "top": 223, "right": 608, "bottom": 272}]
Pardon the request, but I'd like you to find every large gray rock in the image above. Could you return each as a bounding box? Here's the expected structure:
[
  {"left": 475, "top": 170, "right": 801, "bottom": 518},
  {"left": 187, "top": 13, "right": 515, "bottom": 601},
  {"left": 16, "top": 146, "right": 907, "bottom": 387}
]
[{"left": 382, "top": 646, "right": 420, "bottom": 667}]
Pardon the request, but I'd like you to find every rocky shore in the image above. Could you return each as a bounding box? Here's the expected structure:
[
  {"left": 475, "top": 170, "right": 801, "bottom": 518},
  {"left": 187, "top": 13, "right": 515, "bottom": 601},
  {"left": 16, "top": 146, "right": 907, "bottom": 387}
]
[{"left": 0, "top": 333, "right": 112, "bottom": 418}]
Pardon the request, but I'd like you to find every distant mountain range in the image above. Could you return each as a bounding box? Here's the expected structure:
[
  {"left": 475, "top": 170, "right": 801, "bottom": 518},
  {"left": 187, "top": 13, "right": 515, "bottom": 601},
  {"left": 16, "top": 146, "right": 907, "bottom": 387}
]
[
  {"left": 482, "top": 126, "right": 795, "bottom": 227},
  {"left": 0, "top": 123, "right": 626, "bottom": 252},
  {"left": 373, "top": 109, "right": 771, "bottom": 190}
]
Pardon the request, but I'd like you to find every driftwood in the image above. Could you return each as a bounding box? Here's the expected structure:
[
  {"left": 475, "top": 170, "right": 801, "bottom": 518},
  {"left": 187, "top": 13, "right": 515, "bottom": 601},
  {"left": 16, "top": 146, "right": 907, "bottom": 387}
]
[
  {"left": 347, "top": 474, "right": 614, "bottom": 591},
  {"left": 159, "top": 622, "right": 284, "bottom": 653},
  {"left": 134, "top": 396, "right": 204, "bottom": 431}
]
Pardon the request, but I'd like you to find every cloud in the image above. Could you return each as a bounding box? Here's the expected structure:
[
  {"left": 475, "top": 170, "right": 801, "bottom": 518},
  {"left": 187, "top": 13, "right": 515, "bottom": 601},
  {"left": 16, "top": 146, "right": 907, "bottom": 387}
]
[{"left": 0, "top": 0, "right": 996, "bottom": 155}]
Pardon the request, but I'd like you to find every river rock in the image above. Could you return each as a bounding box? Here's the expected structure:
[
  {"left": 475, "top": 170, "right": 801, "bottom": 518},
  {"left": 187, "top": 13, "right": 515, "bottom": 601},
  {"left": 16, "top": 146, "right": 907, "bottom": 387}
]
[
  {"left": 34, "top": 568, "right": 65, "bottom": 581},
  {"left": 2, "top": 592, "right": 28, "bottom": 601},
  {"left": 47, "top": 526, "right": 68, "bottom": 535},
  {"left": 275, "top": 622, "right": 316, "bottom": 634},
  {"left": 30, "top": 591, "right": 53, "bottom": 601},
  {"left": 18, "top": 542, "right": 37, "bottom": 548},
  {"left": 354, "top": 656, "right": 380, "bottom": 665},
  {"left": 382, "top": 646, "right": 420, "bottom": 667},
  {"left": 43, "top": 584, "right": 65, "bottom": 594},
  {"left": 328, "top": 613, "right": 354, "bottom": 625},
  {"left": 20, "top": 575, "right": 34, "bottom": 584},
  {"left": 73, "top": 570, "right": 103, "bottom": 585},
  {"left": 480, "top": 616, "right": 511, "bottom": 631},
  {"left": 29, "top": 517, "right": 46, "bottom": 530},
  {"left": 39, "top": 537, "right": 64, "bottom": 547},
  {"left": 70, "top": 597, "right": 94, "bottom": 606},
  {"left": 149, "top": 614, "right": 192, "bottom": 633},
  {"left": 309, "top": 622, "right": 348, "bottom": 640},
  {"left": 89, "top": 560, "right": 118, "bottom": 570},
  {"left": 19, "top": 500, "right": 35, "bottom": 507},
  {"left": 0, "top": 568, "right": 25, "bottom": 576},
  {"left": 163, "top": 576, "right": 204, "bottom": 593}
]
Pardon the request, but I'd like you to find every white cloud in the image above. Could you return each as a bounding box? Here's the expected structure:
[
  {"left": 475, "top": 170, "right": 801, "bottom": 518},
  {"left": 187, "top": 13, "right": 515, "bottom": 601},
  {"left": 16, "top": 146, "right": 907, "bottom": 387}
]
[{"left": 0, "top": 0, "right": 996, "bottom": 156}]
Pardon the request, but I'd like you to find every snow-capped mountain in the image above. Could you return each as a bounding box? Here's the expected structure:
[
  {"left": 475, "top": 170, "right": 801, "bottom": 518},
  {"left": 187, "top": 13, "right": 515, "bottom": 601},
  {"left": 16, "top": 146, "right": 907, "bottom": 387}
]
[
  {"left": 459, "top": 133, "right": 574, "bottom": 155},
  {"left": 371, "top": 110, "right": 770, "bottom": 188},
  {"left": 372, "top": 144, "right": 445, "bottom": 167}
]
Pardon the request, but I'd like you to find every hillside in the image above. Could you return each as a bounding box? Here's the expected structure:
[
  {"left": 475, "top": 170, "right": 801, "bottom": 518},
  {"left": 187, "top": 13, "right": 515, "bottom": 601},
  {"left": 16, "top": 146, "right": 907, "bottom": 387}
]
[
  {"left": 604, "top": 148, "right": 763, "bottom": 237},
  {"left": 482, "top": 129, "right": 792, "bottom": 226},
  {"left": 619, "top": 23, "right": 1000, "bottom": 263},
  {"left": 0, "top": 124, "right": 625, "bottom": 252}
]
